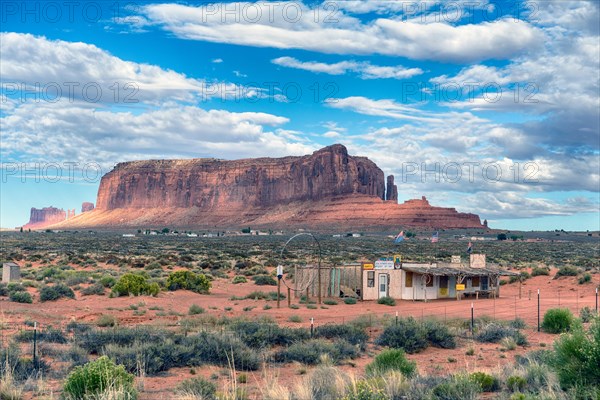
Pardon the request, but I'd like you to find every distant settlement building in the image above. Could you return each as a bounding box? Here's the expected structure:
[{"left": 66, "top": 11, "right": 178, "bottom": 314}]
[{"left": 2, "top": 262, "right": 21, "bottom": 283}]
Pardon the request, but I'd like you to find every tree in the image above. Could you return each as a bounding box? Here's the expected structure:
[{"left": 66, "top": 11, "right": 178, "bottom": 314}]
[
  {"left": 162, "top": 228, "right": 170, "bottom": 234},
  {"left": 497, "top": 233, "right": 507, "bottom": 241}
]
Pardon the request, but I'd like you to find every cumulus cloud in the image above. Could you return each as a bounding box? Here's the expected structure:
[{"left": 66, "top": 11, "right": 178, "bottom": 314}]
[
  {"left": 0, "top": 99, "right": 318, "bottom": 167},
  {"left": 124, "top": 2, "right": 542, "bottom": 62},
  {"left": 461, "top": 192, "right": 600, "bottom": 219},
  {"left": 0, "top": 32, "right": 255, "bottom": 104},
  {"left": 272, "top": 56, "right": 423, "bottom": 79}
]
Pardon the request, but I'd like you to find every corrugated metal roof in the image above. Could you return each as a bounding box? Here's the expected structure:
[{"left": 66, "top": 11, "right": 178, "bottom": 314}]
[{"left": 401, "top": 264, "right": 518, "bottom": 277}]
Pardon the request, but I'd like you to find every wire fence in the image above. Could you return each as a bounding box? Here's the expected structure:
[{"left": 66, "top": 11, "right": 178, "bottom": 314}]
[{"left": 1, "top": 288, "right": 598, "bottom": 339}]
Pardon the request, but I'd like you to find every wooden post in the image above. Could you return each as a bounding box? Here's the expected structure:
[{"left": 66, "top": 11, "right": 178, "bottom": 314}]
[
  {"left": 288, "top": 287, "right": 291, "bottom": 307},
  {"left": 318, "top": 262, "right": 322, "bottom": 304},
  {"left": 277, "top": 278, "right": 281, "bottom": 308}
]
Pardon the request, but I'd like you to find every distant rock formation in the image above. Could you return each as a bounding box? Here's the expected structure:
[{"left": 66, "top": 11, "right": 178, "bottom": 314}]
[
  {"left": 51, "top": 144, "right": 485, "bottom": 231},
  {"left": 23, "top": 206, "right": 66, "bottom": 229},
  {"left": 386, "top": 175, "right": 398, "bottom": 202},
  {"left": 81, "top": 202, "right": 95, "bottom": 213},
  {"left": 67, "top": 209, "right": 76, "bottom": 219}
]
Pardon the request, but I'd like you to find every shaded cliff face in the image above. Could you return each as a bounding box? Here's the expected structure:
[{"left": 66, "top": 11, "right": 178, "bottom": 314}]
[
  {"left": 24, "top": 207, "right": 66, "bottom": 229},
  {"left": 96, "top": 144, "right": 385, "bottom": 210}
]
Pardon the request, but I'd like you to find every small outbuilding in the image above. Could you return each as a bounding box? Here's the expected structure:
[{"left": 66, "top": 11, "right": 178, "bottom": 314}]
[{"left": 2, "top": 262, "right": 21, "bottom": 283}]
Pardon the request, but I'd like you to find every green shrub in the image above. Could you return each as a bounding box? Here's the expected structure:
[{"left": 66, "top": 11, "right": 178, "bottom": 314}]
[
  {"left": 81, "top": 283, "right": 105, "bottom": 296},
  {"left": 176, "top": 377, "right": 216, "bottom": 399},
  {"left": 377, "top": 296, "right": 396, "bottom": 306},
  {"left": 552, "top": 319, "right": 600, "bottom": 389},
  {"left": 63, "top": 356, "right": 137, "bottom": 399},
  {"left": 506, "top": 375, "right": 526, "bottom": 392},
  {"left": 231, "top": 320, "right": 309, "bottom": 349},
  {"left": 376, "top": 317, "right": 428, "bottom": 354},
  {"left": 102, "top": 332, "right": 260, "bottom": 374},
  {"left": 344, "top": 297, "right": 357, "bottom": 305},
  {"left": 323, "top": 299, "right": 338, "bottom": 305},
  {"left": 580, "top": 306, "right": 597, "bottom": 323},
  {"left": 166, "top": 270, "right": 211, "bottom": 294},
  {"left": 188, "top": 304, "right": 205, "bottom": 315},
  {"left": 431, "top": 374, "right": 482, "bottom": 400},
  {"left": 273, "top": 339, "right": 357, "bottom": 365},
  {"left": 111, "top": 273, "right": 159, "bottom": 297},
  {"left": 578, "top": 273, "right": 592, "bottom": 284},
  {"left": 252, "top": 275, "right": 277, "bottom": 286},
  {"left": 100, "top": 275, "right": 117, "bottom": 288},
  {"left": 366, "top": 349, "right": 416, "bottom": 378},
  {"left": 469, "top": 372, "right": 500, "bottom": 392},
  {"left": 39, "top": 284, "right": 75, "bottom": 302},
  {"left": 542, "top": 308, "right": 573, "bottom": 334},
  {"left": 476, "top": 323, "right": 525, "bottom": 344},
  {"left": 0, "top": 283, "right": 8, "bottom": 296},
  {"left": 15, "top": 327, "right": 67, "bottom": 343},
  {"left": 555, "top": 266, "right": 578, "bottom": 277},
  {"left": 314, "top": 324, "right": 368, "bottom": 348},
  {"left": 531, "top": 267, "right": 550, "bottom": 277},
  {"left": 232, "top": 275, "right": 247, "bottom": 284},
  {"left": 9, "top": 291, "right": 32, "bottom": 303},
  {"left": 96, "top": 315, "right": 117, "bottom": 327},
  {"left": 288, "top": 315, "right": 302, "bottom": 323},
  {"left": 423, "top": 319, "right": 457, "bottom": 349}
]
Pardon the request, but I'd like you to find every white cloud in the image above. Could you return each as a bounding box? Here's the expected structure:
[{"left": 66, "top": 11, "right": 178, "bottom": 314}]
[
  {"left": 272, "top": 56, "right": 423, "bottom": 79},
  {"left": 0, "top": 100, "right": 314, "bottom": 167},
  {"left": 461, "top": 192, "right": 600, "bottom": 219},
  {"left": 212, "top": 58, "right": 223, "bottom": 63},
  {"left": 127, "top": 3, "right": 542, "bottom": 62},
  {"left": 0, "top": 32, "right": 254, "bottom": 104}
]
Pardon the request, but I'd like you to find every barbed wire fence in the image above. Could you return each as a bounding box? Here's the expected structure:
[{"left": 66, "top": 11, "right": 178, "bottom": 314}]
[{"left": 1, "top": 288, "right": 598, "bottom": 375}]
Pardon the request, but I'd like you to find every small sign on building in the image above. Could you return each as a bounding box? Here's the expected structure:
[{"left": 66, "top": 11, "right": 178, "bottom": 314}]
[
  {"left": 456, "top": 284, "right": 465, "bottom": 291},
  {"left": 362, "top": 263, "right": 374, "bottom": 270},
  {"left": 470, "top": 254, "right": 486, "bottom": 268},
  {"left": 451, "top": 255, "right": 461, "bottom": 264},
  {"left": 375, "top": 258, "right": 395, "bottom": 270}
]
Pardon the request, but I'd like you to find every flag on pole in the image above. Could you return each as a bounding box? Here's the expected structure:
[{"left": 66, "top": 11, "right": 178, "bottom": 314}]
[
  {"left": 394, "top": 231, "right": 405, "bottom": 244},
  {"left": 431, "top": 231, "right": 439, "bottom": 243},
  {"left": 466, "top": 241, "right": 473, "bottom": 254}
]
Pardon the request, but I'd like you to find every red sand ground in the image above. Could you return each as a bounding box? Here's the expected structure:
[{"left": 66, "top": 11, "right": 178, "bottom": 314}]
[{"left": 1, "top": 265, "right": 598, "bottom": 399}]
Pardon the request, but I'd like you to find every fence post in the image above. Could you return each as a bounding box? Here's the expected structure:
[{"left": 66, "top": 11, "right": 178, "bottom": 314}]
[
  {"left": 287, "top": 287, "right": 291, "bottom": 308},
  {"left": 395, "top": 311, "right": 398, "bottom": 326},
  {"left": 596, "top": 287, "right": 598, "bottom": 313},
  {"left": 538, "top": 289, "right": 540, "bottom": 332},
  {"left": 310, "top": 318, "right": 314, "bottom": 338},
  {"left": 33, "top": 322, "right": 38, "bottom": 371},
  {"left": 470, "top": 302, "right": 474, "bottom": 336}
]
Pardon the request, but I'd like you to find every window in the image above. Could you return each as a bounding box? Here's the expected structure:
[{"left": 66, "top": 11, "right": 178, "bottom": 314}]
[
  {"left": 425, "top": 274, "right": 434, "bottom": 287},
  {"left": 405, "top": 271, "right": 413, "bottom": 287},
  {"left": 472, "top": 277, "right": 480, "bottom": 287},
  {"left": 439, "top": 276, "right": 448, "bottom": 289},
  {"left": 367, "top": 271, "right": 375, "bottom": 287}
]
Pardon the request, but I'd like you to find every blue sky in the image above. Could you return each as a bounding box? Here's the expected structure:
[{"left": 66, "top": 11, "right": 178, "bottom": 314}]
[{"left": 1, "top": 0, "right": 599, "bottom": 230}]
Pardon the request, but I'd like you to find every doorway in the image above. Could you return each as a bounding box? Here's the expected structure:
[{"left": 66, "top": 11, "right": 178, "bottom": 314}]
[{"left": 378, "top": 274, "right": 388, "bottom": 298}]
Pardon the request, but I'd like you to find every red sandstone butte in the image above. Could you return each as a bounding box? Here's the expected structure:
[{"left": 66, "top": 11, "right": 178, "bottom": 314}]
[
  {"left": 23, "top": 206, "right": 66, "bottom": 229},
  {"left": 51, "top": 145, "right": 484, "bottom": 230},
  {"left": 81, "top": 202, "right": 95, "bottom": 213}
]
